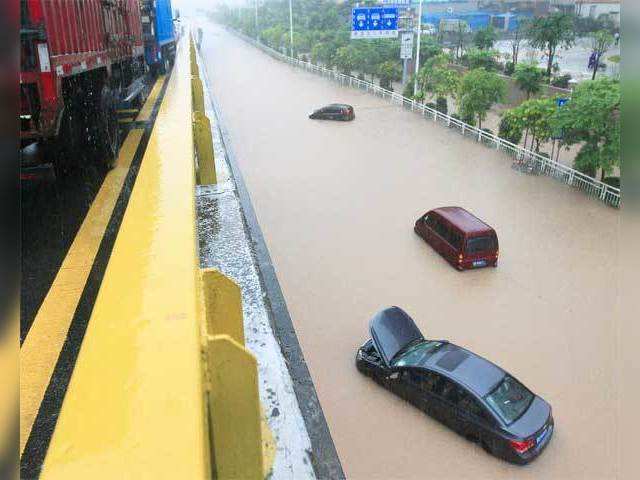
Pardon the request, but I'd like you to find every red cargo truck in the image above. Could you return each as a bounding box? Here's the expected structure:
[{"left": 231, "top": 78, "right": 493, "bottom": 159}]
[{"left": 20, "top": 0, "right": 146, "bottom": 170}]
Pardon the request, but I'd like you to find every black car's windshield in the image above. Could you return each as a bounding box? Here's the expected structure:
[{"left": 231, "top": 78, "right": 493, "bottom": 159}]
[
  {"left": 484, "top": 376, "right": 533, "bottom": 424},
  {"left": 391, "top": 340, "right": 444, "bottom": 367},
  {"left": 465, "top": 235, "right": 496, "bottom": 254}
]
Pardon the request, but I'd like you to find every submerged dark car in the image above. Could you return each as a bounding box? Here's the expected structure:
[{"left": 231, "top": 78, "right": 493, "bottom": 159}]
[
  {"left": 309, "top": 103, "right": 355, "bottom": 121},
  {"left": 356, "top": 307, "right": 554, "bottom": 465}
]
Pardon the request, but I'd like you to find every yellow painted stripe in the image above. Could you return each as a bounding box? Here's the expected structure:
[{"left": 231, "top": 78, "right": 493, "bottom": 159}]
[
  {"left": 136, "top": 75, "right": 166, "bottom": 122},
  {"left": 118, "top": 117, "right": 135, "bottom": 124},
  {"left": 117, "top": 108, "right": 139, "bottom": 115},
  {"left": 40, "top": 40, "right": 209, "bottom": 479},
  {"left": 19, "top": 128, "right": 144, "bottom": 456}
]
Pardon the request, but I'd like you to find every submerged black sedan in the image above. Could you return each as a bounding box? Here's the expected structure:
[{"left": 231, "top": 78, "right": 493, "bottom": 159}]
[
  {"left": 356, "top": 307, "right": 554, "bottom": 465},
  {"left": 308, "top": 103, "right": 355, "bottom": 121}
]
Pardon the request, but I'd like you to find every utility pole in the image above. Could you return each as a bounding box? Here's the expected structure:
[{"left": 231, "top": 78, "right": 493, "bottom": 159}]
[
  {"left": 413, "top": 0, "right": 423, "bottom": 96},
  {"left": 289, "top": 0, "right": 294, "bottom": 58}
]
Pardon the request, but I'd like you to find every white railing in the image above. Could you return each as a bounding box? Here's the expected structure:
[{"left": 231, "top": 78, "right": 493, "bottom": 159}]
[{"left": 231, "top": 29, "right": 621, "bottom": 209}]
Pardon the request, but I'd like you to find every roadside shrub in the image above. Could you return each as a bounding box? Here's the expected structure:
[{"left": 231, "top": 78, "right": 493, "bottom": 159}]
[
  {"left": 449, "top": 113, "right": 462, "bottom": 127},
  {"left": 498, "top": 114, "right": 523, "bottom": 145},
  {"left": 402, "top": 81, "right": 414, "bottom": 99},
  {"left": 436, "top": 97, "right": 448, "bottom": 115},
  {"left": 551, "top": 74, "right": 572, "bottom": 88},
  {"left": 603, "top": 177, "right": 620, "bottom": 189},
  {"left": 461, "top": 111, "right": 477, "bottom": 126},
  {"left": 425, "top": 101, "right": 437, "bottom": 110},
  {"left": 300, "top": 54, "right": 308, "bottom": 63},
  {"left": 504, "top": 61, "right": 515, "bottom": 76},
  {"left": 357, "top": 72, "right": 365, "bottom": 81},
  {"left": 380, "top": 77, "right": 393, "bottom": 91}
]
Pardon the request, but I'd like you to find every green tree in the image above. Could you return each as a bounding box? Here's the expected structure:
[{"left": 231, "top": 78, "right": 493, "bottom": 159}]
[
  {"left": 377, "top": 61, "right": 401, "bottom": 90},
  {"left": 589, "top": 30, "right": 614, "bottom": 80},
  {"left": 498, "top": 110, "right": 524, "bottom": 145},
  {"left": 418, "top": 37, "right": 444, "bottom": 65},
  {"left": 552, "top": 78, "right": 620, "bottom": 179},
  {"left": 334, "top": 46, "right": 357, "bottom": 75},
  {"left": 474, "top": 26, "right": 498, "bottom": 50},
  {"left": 458, "top": 69, "right": 506, "bottom": 129},
  {"left": 453, "top": 20, "right": 471, "bottom": 59},
  {"left": 513, "top": 62, "right": 544, "bottom": 99},
  {"left": 509, "top": 18, "right": 529, "bottom": 66},
  {"left": 311, "top": 42, "right": 335, "bottom": 67},
  {"left": 509, "top": 98, "right": 556, "bottom": 151},
  {"left": 462, "top": 48, "right": 499, "bottom": 71},
  {"left": 527, "top": 13, "right": 575, "bottom": 79},
  {"left": 417, "top": 54, "right": 459, "bottom": 112}
]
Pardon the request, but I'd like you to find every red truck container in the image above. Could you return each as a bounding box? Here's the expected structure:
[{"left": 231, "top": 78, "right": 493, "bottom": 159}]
[{"left": 20, "top": 0, "right": 146, "bottom": 170}]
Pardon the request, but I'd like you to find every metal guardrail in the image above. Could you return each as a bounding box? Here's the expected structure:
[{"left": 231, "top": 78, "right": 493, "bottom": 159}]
[{"left": 231, "top": 29, "right": 621, "bottom": 209}]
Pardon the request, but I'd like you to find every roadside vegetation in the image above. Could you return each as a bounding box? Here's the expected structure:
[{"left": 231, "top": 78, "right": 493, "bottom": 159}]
[{"left": 212, "top": 3, "right": 620, "bottom": 182}]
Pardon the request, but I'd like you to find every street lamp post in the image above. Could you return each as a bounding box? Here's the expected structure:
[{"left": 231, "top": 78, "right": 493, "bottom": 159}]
[
  {"left": 413, "top": 0, "right": 423, "bottom": 96},
  {"left": 289, "top": 0, "right": 294, "bottom": 58}
]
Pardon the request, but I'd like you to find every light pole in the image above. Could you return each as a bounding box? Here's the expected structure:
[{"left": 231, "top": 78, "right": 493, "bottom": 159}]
[
  {"left": 413, "top": 0, "right": 423, "bottom": 96},
  {"left": 289, "top": 0, "right": 294, "bottom": 58}
]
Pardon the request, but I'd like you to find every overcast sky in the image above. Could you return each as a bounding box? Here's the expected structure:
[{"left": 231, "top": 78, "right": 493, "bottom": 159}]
[{"left": 172, "top": 0, "right": 245, "bottom": 17}]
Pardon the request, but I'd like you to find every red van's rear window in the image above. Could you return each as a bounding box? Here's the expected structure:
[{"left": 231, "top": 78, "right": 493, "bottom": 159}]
[{"left": 465, "top": 235, "right": 496, "bottom": 254}]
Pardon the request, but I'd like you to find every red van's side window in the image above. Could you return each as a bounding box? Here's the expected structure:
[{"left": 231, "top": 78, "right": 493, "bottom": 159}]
[
  {"left": 449, "top": 230, "right": 463, "bottom": 250},
  {"left": 433, "top": 218, "right": 449, "bottom": 240},
  {"left": 424, "top": 214, "right": 436, "bottom": 228}
]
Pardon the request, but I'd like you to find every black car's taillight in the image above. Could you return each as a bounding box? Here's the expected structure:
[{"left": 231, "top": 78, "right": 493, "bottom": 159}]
[{"left": 510, "top": 438, "right": 535, "bottom": 454}]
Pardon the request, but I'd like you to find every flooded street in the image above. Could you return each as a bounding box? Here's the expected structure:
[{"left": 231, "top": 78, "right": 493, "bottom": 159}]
[{"left": 200, "top": 22, "right": 619, "bottom": 480}]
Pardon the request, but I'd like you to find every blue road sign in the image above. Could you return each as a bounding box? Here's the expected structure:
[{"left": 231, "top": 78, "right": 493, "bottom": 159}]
[
  {"left": 351, "top": 7, "right": 398, "bottom": 39},
  {"left": 557, "top": 98, "right": 569, "bottom": 107}
]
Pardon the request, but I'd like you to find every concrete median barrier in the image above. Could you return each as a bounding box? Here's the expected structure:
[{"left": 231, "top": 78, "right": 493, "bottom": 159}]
[
  {"left": 191, "top": 38, "right": 216, "bottom": 185},
  {"left": 37, "top": 29, "right": 272, "bottom": 480}
]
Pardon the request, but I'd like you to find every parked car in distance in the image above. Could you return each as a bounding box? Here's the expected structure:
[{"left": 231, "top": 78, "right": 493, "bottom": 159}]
[
  {"left": 414, "top": 206, "right": 498, "bottom": 270},
  {"left": 309, "top": 104, "right": 355, "bottom": 121},
  {"left": 356, "top": 307, "right": 554, "bottom": 465}
]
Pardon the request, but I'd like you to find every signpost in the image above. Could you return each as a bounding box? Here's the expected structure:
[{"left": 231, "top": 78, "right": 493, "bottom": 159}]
[
  {"left": 400, "top": 32, "right": 413, "bottom": 59},
  {"left": 351, "top": 7, "right": 399, "bottom": 39}
]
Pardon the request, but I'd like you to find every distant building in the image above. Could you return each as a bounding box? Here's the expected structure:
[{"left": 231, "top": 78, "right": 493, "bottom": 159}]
[
  {"left": 477, "top": 1, "right": 551, "bottom": 15},
  {"left": 575, "top": 1, "right": 620, "bottom": 26}
]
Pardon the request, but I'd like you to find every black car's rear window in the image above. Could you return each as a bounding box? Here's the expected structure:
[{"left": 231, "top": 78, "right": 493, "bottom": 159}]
[
  {"left": 484, "top": 376, "right": 533, "bottom": 425},
  {"left": 465, "top": 235, "right": 496, "bottom": 254}
]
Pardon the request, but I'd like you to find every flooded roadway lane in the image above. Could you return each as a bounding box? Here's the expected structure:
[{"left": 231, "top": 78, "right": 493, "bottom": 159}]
[{"left": 200, "top": 23, "right": 619, "bottom": 480}]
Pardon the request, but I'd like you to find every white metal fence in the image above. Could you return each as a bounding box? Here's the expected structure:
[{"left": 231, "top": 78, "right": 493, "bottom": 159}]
[{"left": 231, "top": 29, "right": 621, "bottom": 209}]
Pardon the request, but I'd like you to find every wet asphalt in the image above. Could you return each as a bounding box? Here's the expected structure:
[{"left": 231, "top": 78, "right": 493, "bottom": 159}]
[
  {"left": 21, "top": 160, "right": 107, "bottom": 343},
  {"left": 200, "top": 22, "right": 620, "bottom": 480}
]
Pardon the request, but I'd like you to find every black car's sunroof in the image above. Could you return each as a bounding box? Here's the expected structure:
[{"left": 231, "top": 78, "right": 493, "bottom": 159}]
[{"left": 436, "top": 349, "right": 469, "bottom": 372}]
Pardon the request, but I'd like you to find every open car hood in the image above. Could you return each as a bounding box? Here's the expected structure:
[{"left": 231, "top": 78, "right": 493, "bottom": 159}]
[{"left": 369, "top": 307, "right": 425, "bottom": 368}]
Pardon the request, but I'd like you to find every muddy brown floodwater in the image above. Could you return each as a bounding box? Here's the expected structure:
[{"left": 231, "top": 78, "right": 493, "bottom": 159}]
[{"left": 199, "top": 22, "right": 620, "bottom": 480}]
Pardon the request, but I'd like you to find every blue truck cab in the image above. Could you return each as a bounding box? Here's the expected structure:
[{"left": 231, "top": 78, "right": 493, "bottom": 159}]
[{"left": 141, "top": 0, "right": 177, "bottom": 74}]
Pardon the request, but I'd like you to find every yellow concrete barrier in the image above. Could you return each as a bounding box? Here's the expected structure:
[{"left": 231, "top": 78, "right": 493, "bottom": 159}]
[
  {"left": 40, "top": 34, "right": 210, "bottom": 479},
  {"left": 206, "top": 335, "right": 264, "bottom": 480},
  {"left": 190, "top": 38, "right": 199, "bottom": 77},
  {"left": 201, "top": 268, "right": 244, "bottom": 345},
  {"left": 37, "top": 29, "right": 271, "bottom": 480},
  {"left": 192, "top": 76, "right": 205, "bottom": 113},
  {"left": 193, "top": 111, "right": 217, "bottom": 184}
]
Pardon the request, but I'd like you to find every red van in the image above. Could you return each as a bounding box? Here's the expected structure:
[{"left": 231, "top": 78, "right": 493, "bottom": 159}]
[{"left": 414, "top": 207, "right": 499, "bottom": 270}]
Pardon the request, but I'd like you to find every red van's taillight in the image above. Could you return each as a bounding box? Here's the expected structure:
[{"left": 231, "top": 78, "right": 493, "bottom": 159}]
[
  {"left": 510, "top": 438, "right": 535, "bottom": 454},
  {"left": 458, "top": 254, "right": 463, "bottom": 263}
]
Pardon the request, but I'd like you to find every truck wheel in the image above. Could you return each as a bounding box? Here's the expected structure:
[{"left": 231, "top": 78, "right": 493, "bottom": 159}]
[
  {"left": 94, "top": 85, "right": 120, "bottom": 169},
  {"left": 52, "top": 105, "right": 83, "bottom": 176}
]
